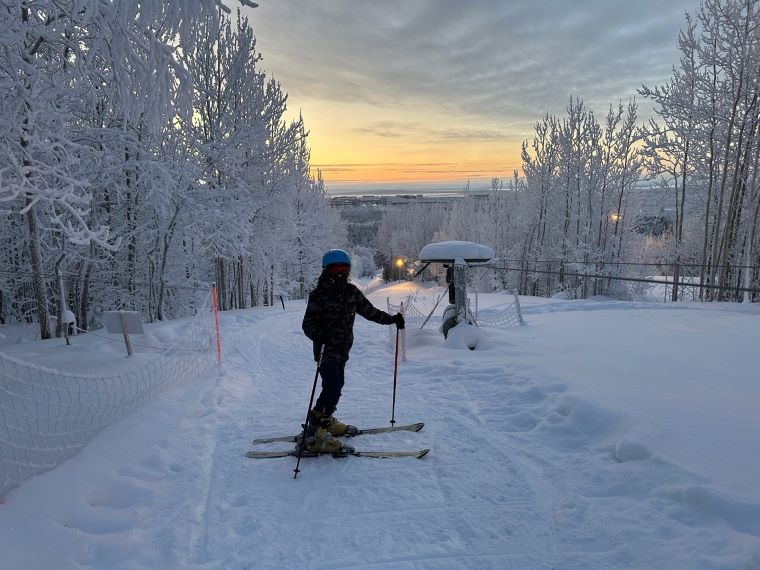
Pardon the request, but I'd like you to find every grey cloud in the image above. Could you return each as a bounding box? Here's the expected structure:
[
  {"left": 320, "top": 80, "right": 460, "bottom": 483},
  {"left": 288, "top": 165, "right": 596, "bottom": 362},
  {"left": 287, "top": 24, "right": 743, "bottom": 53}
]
[
  {"left": 249, "top": 0, "right": 700, "bottom": 130},
  {"left": 427, "top": 127, "right": 509, "bottom": 142},
  {"left": 353, "top": 120, "right": 508, "bottom": 143},
  {"left": 352, "top": 121, "right": 425, "bottom": 138}
]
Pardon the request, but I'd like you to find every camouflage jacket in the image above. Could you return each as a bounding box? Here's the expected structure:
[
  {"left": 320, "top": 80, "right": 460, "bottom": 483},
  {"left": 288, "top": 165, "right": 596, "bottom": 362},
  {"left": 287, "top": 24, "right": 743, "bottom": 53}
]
[{"left": 302, "top": 272, "right": 394, "bottom": 363}]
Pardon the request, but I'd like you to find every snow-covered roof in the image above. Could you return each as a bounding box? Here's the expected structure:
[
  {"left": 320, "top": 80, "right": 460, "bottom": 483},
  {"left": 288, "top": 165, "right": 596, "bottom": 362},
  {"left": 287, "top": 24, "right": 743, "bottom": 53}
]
[{"left": 418, "top": 241, "right": 495, "bottom": 263}]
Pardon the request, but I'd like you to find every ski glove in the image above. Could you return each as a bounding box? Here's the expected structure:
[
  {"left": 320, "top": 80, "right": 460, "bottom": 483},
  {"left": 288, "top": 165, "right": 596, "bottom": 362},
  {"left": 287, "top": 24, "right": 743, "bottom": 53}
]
[{"left": 391, "top": 313, "right": 405, "bottom": 330}]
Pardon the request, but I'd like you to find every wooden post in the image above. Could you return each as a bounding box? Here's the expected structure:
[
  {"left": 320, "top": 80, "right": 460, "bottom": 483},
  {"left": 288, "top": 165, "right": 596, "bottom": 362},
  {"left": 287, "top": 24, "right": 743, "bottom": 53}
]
[{"left": 119, "top": 311, "right": 133, "bottom": 356}]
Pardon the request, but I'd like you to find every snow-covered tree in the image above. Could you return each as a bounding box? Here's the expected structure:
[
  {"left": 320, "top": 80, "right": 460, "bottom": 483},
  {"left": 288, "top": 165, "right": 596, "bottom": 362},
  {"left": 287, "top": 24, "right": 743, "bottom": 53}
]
[
  {"left": 0, "top": 3, "right": 345, "bottom": 332},
  {"left": 641, "top": 0, "right": 760, "bottom": 301},
  {"left": 376, "top": 200, "right": 449, "bottom": 280}
]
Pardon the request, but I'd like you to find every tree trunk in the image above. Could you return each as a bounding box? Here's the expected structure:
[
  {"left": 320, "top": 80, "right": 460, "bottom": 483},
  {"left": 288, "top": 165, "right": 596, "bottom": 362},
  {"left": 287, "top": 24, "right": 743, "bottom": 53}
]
[
  {"left": 79, "top": 248, "right": 92, "bottom": 330},
  {"left": 155, "top": 201, "right": 182, "bottom": 320},
  {"left": 270, "top": 264, "right": 275, "bottom": 306},
  {"left": 718, "top": 96, "right": 758, "bottom": 298},
  {"left": 746, "top": 196, "right": 760, "bottom": 302},
  {"left": 25, "top": 201, "right": 51, "bottom": 339},
  {"left": 700, "top": 125, "right": 717, "bottom": 299},
  {"left": 238, "top": 261, "right": 243, "bottom": 309},
  {"left": 709, "top": 21, "right": 746, "bottom": 298}
]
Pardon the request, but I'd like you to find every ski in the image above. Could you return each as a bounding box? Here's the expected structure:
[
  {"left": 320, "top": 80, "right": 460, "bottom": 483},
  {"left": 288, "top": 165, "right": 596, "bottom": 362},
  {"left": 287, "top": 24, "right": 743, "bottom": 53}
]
[
  {"left": 245, "top": 448, "right": 429, "bottom": 459},
  {"left": 253, "top": 422, "right": 424, "bottom": 445}
]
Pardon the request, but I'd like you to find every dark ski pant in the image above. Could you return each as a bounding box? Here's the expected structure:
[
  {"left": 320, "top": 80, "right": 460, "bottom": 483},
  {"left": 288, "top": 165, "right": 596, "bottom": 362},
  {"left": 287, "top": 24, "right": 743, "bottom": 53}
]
[{"left": 313, "top": 360, "right": 345, "bottom": 416}]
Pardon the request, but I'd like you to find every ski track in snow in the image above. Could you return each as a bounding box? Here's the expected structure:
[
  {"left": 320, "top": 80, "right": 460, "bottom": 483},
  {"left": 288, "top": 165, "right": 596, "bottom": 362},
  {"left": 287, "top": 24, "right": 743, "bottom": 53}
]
[
  {"left": 1, "top": 290, "right": 759, "bottom": 568},
  {"left": 186, "top": 298, "right": 760, "bottom": 568}
]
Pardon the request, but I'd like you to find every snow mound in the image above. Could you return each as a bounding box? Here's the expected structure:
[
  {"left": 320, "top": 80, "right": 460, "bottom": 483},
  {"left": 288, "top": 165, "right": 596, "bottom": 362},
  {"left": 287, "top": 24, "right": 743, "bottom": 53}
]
[
  {"left": 550, "top": 290, "right": 574, "bottom": 300},
  {"left": 441, "top": 323, "right": 493, "bottom": 351},
  {"left": 657, "top": 485, "right": 760, "bottom": 536},
  {"left": 614, "top": 439, "right": 652, "bottom": 462},
  {"left": 419, "top": 240, "right": 494, "bottom": 262},
  {"left": 535, "top": 395, "right": 620, "bottom": 451}
]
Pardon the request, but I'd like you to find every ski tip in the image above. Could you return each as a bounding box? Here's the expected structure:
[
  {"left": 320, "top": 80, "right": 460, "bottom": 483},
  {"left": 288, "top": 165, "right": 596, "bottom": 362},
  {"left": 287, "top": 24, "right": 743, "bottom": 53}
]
[
  {"left": 253, "top": 435, "right": 297, "bottom": 444},
  {"left": 246, "top": 451, "right": 281, "bottom": 458},
  {"left": 417, "top": 449, "right": 430, "bottom": 458},
  {"left": 413, "top": 422, "right": 425, "bottom": 432}
]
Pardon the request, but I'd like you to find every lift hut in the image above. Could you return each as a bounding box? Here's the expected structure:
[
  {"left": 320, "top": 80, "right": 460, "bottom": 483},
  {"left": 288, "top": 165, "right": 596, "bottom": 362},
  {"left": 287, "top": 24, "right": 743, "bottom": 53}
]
[{"left": 418, "top": 240, "right": 495, "bottom": 338}]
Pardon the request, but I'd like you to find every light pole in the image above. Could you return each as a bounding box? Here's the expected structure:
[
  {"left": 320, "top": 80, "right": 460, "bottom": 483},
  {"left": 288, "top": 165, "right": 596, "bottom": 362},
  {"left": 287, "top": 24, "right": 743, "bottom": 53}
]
[{"left": 395, "top": 258, "right": 405, "bottom": 280}]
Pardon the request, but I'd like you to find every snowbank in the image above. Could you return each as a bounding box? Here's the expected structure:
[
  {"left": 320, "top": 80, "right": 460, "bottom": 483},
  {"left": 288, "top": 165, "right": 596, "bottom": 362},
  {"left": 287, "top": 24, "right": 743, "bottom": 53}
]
[{"left": 0, "top": 287, "right": 758, "bottom": 568}]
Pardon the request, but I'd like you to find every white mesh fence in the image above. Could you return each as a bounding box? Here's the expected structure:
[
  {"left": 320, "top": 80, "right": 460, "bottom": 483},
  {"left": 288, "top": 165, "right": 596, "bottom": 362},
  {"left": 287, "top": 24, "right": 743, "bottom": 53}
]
[
  {"left": 387, "top": 299, "right": 403, "bottom": 362},
  {"left": 384, "top": 290, "right": 525, "bottom": 359},
  {"left": 386, "top": 294, "right": 441, "bottom": 361},
  {"left": 0, "top": 291, "right": 217, "bottom": 498},
  {"left": 388, "top": 295, "right": 427, "bottom": 327},
  {"left": 475, "top": 290, "right": 525, "bottom": 328}
]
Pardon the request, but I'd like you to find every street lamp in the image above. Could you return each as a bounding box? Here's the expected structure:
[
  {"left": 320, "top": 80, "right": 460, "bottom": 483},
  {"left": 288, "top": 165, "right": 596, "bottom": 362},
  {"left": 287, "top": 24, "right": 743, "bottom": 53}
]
[{"left": 395, "top": 258, "right": 404, "bottom": 280}]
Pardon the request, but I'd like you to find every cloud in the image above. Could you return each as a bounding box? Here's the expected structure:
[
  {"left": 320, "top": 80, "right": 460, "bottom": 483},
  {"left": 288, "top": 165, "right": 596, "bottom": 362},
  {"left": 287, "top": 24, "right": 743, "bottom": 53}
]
[
  {"left": 352, "top": 121, "right": 424, "bottom": 138},
  {"left": 244, "top": 0, "right": 701, "bottom": 185},
  {"left": 352, "top": 120, "right": 508, "bottom": 143},
  {"left": 250, "top": 0, "right": 700, "bottom": 124}
]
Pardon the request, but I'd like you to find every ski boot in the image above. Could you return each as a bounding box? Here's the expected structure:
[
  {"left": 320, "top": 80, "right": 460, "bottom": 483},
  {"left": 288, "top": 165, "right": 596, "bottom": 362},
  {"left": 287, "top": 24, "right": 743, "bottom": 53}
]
[
  {"left": 309, "top": 409, "right": 358, "bottom": 437},
  {"left": 326, "top": 415, "right": 359, "bottom": 437},
  {"left": 295, "top": 413, "right": 354, "bottom": 457}
]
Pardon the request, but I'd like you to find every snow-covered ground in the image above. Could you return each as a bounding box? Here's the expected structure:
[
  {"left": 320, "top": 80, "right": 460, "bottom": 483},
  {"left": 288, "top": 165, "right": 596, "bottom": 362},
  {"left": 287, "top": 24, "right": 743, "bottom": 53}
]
[{"left": 1, "top": 282, "right": 759, "bottom": 569}]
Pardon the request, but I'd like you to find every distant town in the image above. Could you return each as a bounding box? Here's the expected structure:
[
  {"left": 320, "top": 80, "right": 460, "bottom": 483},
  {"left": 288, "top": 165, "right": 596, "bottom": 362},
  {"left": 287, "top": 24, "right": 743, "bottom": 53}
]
[{"left": 329, "top": 182, "right": 686, "bottom": 237}]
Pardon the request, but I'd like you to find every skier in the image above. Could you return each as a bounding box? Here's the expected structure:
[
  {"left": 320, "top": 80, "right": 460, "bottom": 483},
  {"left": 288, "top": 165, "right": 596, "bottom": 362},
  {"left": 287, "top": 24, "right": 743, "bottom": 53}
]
[{"left": 300, "top": 249, "right": 405, "bottom": 454}]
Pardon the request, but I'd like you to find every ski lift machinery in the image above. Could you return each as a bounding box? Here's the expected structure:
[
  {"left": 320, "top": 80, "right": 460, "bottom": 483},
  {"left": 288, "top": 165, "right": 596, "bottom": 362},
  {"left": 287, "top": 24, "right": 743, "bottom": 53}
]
[{"left": 417, "top": 240, "right": 495, "bottom": 338}]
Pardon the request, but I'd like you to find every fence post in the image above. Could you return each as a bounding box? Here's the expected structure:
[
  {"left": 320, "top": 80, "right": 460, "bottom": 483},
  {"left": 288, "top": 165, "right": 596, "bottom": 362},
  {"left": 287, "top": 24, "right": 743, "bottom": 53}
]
[
  {"left": 118, "top": 312, "right": 133, "bottom": 356},
  {"left": 671, "top": 262, "right": 680, "bottom": 302},
  {"left": 513, "top": 290, "right": 525, "bottom": 325}
]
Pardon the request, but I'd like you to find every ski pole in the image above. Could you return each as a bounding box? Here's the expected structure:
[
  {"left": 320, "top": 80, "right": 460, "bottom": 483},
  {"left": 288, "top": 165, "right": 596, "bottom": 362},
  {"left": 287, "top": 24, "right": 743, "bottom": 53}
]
[
  {"left": 294, "top": 346, "right": 322, "bottom": 480},
  {"left": 390, "top": 328, "right": 399, "bottom": 425}
]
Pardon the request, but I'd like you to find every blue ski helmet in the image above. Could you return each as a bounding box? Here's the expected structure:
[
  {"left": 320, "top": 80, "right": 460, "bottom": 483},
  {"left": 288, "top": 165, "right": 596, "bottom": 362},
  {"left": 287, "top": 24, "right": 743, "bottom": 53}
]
[{"left": 322, "top": 249, "right": 351, "bottom": 267}]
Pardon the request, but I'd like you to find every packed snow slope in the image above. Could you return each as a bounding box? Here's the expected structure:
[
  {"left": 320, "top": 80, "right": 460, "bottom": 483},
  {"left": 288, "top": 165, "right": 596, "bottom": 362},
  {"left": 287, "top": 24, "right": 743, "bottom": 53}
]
[{"left": 1, "top": 282, "right": 759, "bottom": 569}]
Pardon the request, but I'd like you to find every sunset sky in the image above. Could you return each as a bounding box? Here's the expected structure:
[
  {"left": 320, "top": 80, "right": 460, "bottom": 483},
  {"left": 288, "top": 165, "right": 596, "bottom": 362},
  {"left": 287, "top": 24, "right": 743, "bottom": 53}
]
[{"left": 244, "top": 0, "right": 701, "bottom": 192}]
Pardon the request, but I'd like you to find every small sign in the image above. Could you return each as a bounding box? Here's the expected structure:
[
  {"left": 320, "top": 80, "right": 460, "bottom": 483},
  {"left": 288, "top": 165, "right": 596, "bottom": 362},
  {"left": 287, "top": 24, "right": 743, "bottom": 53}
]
[
  {"left": 103, "top": 311, "right": 144, "bottom": 356},
  {"left": 104, "top": 311, "right": 144, "bottom": 335}
]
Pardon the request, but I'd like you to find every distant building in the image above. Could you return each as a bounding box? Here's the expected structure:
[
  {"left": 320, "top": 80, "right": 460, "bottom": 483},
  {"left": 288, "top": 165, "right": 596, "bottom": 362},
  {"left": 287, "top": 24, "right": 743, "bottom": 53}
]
[{"left": 330, "top": 183, "right": 705, "bottom": 238}]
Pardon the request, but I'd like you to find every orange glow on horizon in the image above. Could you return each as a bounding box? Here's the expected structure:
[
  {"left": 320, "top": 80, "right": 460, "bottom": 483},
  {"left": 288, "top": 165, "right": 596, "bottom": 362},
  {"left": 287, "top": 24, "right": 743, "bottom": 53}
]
[
  {"left": 311, "top": 161, "right": 523, "bottom": 184},
  {"left": 283, "top": 98, "right": 527, "bottom": 187},
  {"left": 307, "top": 137, "right": 525, "bottom": 185}
]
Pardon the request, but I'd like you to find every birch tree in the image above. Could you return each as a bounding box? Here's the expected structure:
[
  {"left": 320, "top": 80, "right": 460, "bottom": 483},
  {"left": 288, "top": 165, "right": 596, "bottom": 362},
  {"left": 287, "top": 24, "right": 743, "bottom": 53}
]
[{"left": 642, "top": 0, "right": 760, "bottom": 301}]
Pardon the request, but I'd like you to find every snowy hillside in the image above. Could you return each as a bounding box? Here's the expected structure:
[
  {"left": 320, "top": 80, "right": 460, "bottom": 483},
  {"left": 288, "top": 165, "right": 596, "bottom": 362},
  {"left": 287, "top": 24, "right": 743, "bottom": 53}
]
[{"left": 1, "top": 282, "right": 759, "bottom": 569}]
